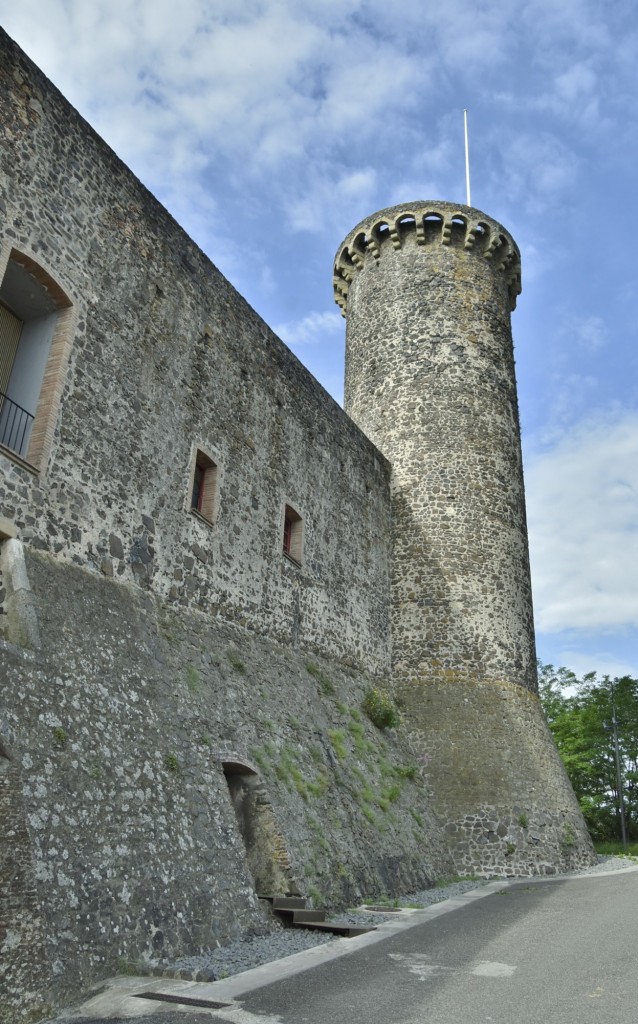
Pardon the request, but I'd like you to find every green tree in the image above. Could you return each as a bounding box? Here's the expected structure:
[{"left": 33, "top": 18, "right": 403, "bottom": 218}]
[{"left": 538, "top": 663, "right": 638, "bottom": 843}]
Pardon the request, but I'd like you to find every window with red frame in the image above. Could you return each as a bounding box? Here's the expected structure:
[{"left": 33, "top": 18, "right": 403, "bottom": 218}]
[
  {"left": 190, "top": 450, "right": 217, "bottom": 523},
  {"left": 283, "top": 504, "right": 303, "bottom": 563}
]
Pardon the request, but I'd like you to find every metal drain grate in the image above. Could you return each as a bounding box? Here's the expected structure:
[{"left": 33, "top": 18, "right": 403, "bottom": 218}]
[{"left": 134, "top": 991, "right": 231, "bottom": 1009}]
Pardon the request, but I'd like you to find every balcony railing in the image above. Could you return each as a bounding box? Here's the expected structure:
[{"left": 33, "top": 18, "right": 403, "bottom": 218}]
[{"left": 0, "top": 391, "right": 34, "bottom": 459}]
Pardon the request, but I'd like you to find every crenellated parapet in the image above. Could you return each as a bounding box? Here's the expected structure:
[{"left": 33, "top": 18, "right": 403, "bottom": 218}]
[{"left": 333, "top": 200, "right": 522, "bottom": 314}]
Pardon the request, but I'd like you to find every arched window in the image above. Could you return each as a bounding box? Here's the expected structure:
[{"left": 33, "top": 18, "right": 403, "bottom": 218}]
[{"left": 0, "top": 249, "right": 75, "bottom": 470}]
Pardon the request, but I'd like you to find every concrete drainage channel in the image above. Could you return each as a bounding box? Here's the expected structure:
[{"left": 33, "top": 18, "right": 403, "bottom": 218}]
[{"left": 134, "top": 991, "right": 231, "bottom": 1009}]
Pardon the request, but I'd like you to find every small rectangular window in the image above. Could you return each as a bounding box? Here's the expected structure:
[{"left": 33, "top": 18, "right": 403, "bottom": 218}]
[
  {"left": 190, "top": 449, "right": 218, "bottom": 524},
  {"left": 283, "top": 504, "right": 303, "bottom": 564}
]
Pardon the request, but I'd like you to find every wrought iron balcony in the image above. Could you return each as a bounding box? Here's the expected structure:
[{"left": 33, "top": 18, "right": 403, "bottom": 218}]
[{"left": 0, "top": 390, "right": 34, "bottom": 459}]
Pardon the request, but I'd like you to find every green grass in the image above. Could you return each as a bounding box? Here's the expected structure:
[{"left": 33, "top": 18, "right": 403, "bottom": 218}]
[
  {"left": 227, "top": 651, "right": 246, "bottom": 673},
  {"left": 185, "top": 663, "right": 200, "bottom": 694},
  {"left": 305, "top": 661, "right": 335, "bottom": 696},
  {"left": 309, "top": 744, "right": 324, "bottom": 765},
  {"left": 249, "top": 746, "right": 271, "bottom": 774},
  {"left": 115, "top": 957, "right": 138, "bottom": 976},
  {"left": 595, "top": 841, "right": 638, "bottom": 857},
  {"left": 270, "top": 746, "right": 330, "bottom": 802},
  {"left": 328, "top": 728, "right": 348, "bottom": 761},
  {"left": 306, "top": 772, "right": 329, "bottom": 798},
  {"left": 436, "top": 873, "right": 479, "bottom": 885}
]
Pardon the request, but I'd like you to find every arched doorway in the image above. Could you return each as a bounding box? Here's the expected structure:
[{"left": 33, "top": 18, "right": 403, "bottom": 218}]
[{"left": 222, "top": 760, "right": 297, "bottom": 897}]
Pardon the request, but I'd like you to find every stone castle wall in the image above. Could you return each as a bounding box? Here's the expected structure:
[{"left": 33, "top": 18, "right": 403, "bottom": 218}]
[{"left": 0, "top": 29, "right": 391, "bottom": 675}]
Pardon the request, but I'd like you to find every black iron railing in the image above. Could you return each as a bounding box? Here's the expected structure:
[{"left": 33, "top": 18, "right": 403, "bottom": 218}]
[{"left": 0, "top": 391, "right": 34, "bottom": 458}]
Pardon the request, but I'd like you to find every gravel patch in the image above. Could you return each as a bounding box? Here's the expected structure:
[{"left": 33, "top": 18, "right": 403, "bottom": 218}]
[
  {"left": 559, "top": 854, "right": 637, "bottom": 877},
  {"left": 154, "top": 926, "right": 335, "bottom": 981}
]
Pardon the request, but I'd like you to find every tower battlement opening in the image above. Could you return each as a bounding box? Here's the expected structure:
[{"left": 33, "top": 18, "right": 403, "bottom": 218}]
[{"left": 333, "top": 201, "right": 522, "bottom": 315}]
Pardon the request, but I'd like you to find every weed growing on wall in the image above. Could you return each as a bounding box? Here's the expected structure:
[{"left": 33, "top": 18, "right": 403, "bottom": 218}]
[
  {"left": 227, "top": 650, "right": 245, "bottom": 673},
  {"left": 348, "top": 719, "right": 375, "bottom": 756},
  {"left": 305, "top": 661, "right": 336, "bottom": 696},
  {"left": 185, "top": 663, "right": 200, "bottom": 694},
  {"left": 52, "top": 727, "right": 67, "bottom": 749},
  {"left": 115, "top": 958, "right": 138, "bottom": 976},
  {"left": 562, "top": 822, "right": 576, "bottom": 848},
  {"left": 363, "top": 688, "right": 401, "bottom": 729}
]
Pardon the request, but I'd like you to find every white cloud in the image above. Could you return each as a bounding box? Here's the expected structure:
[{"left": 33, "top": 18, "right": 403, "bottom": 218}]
[
  {"left": 492, "top": 132, "right": 579, "bottom": 213},
  {"left": 535, "top": 373, "right": 599, "bottom": 447},
  {"left": 274, "top": 310, "right": 342, "bottom": 347},
  {"left": 527, "top": 413, "right": 638, "bottom": 633},
  {"left": 560, "top": 314, "right": 608, "bottom": 353},
  {"left": 287, "top": 168, "right": 378, "bottom": 233}
]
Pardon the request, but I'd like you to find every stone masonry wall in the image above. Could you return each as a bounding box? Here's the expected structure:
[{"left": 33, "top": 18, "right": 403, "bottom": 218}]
[
  {"left": 0, "top": 746, "right": 52, "bottom": 1024},
  {"left": 399, "top": 677, "right": 594, "bottom": 877},
  {"left": 0, "top": 29, "right": 391, "bottom": 675},
  {"left": 1, "top": 549, "right": 452, "bottom": 1011}
]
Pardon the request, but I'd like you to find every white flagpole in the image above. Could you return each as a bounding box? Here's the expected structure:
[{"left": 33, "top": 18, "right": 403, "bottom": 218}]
[{"left": 464, "top": 108, "right": 471, "bottom": 207}]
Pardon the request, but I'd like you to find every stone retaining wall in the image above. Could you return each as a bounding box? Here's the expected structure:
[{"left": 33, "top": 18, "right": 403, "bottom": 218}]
[{"left": 1, "top": 549, "right": 451, "bottom": 1011}]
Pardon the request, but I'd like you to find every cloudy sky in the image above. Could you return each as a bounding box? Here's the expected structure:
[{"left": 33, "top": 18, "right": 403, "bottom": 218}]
[{"left": 1, "top": 1, "right": 636, "bottom": 680}]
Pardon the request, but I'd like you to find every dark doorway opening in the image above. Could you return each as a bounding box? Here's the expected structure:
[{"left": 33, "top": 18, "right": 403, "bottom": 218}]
[{"left": 222, "top": 760, "right": 297, "bottom": 896}]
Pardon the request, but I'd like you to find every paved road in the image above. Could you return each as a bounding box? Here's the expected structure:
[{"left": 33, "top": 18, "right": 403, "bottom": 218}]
[
  {"left": 233, "top": 871, "right": 638, "bottom": 1024},
  {"left": 52, "top": 869, "right": 638, "bottom": 1024}
]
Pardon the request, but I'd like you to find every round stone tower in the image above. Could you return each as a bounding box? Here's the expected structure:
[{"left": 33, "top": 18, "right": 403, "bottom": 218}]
[
  {"left": 336, "top": 201, "right": 533, "bottom": 689},
  {"left": 334, "top": 201, "right": 595, "bottom": 876}
]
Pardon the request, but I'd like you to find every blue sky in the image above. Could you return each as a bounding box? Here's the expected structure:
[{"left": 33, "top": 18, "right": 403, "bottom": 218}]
[{"left": 1, "top": 0, "right": 637, "bottom": 680}]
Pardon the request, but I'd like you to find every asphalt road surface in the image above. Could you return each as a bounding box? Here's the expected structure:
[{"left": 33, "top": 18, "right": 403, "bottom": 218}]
[{"left": 227, "top": 871, "right": 638, "bottom": 1024}]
